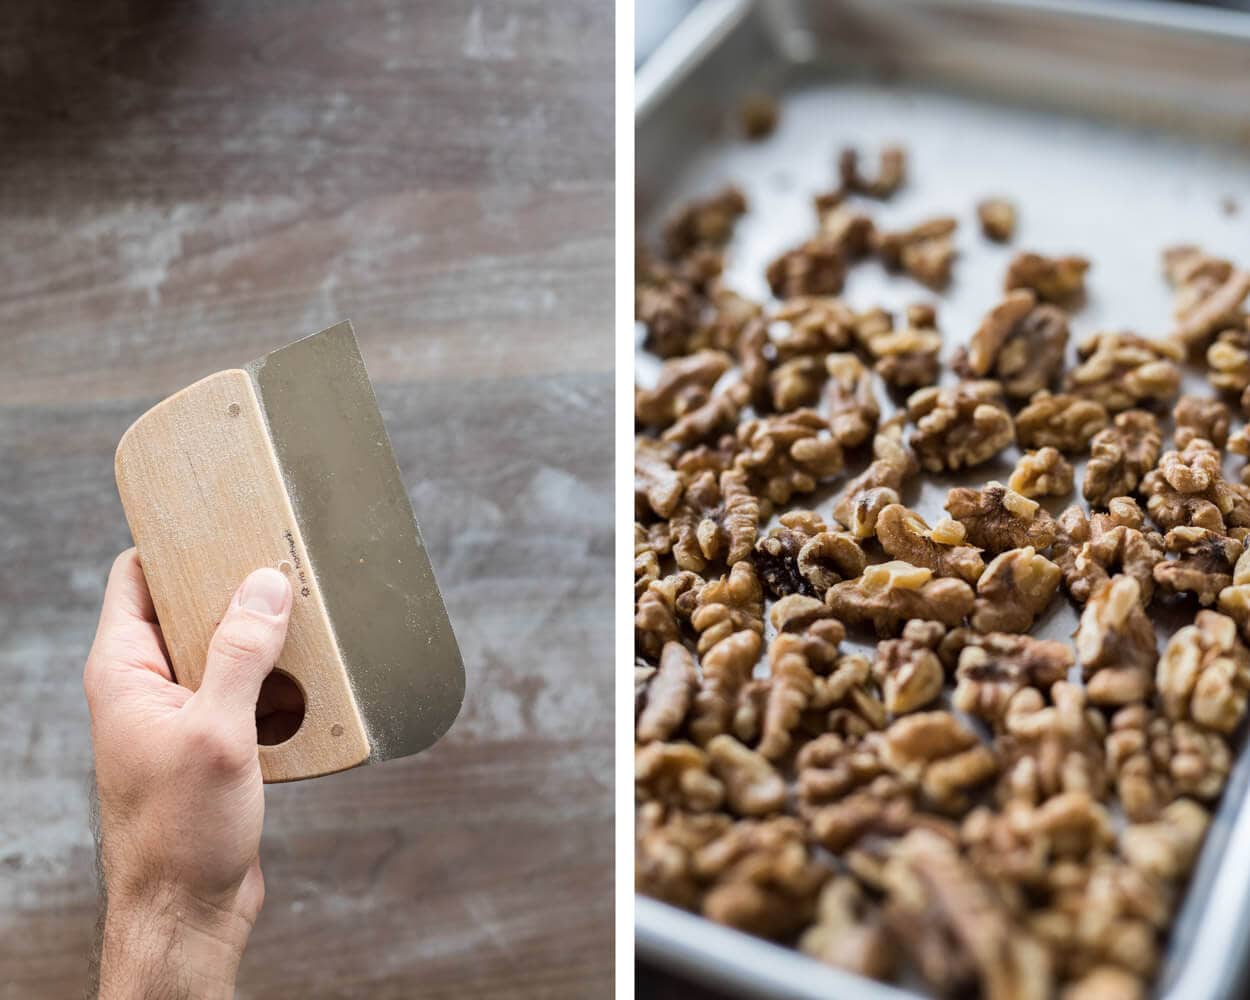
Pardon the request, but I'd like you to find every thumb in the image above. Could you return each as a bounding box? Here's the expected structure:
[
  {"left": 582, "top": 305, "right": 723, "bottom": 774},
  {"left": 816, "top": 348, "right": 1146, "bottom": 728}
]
[{"left": 197, "top": 568, "right": 293, "bottom": 721}]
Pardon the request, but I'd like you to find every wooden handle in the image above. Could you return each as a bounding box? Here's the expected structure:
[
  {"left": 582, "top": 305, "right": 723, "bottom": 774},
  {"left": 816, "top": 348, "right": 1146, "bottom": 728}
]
[{"left": 115, "top": 369, "right": 371, "bottom": 781}]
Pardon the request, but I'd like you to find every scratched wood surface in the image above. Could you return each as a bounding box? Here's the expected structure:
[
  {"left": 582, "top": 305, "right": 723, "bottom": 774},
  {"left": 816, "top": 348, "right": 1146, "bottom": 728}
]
[{"left": 0, "top": 2, "right": 612, "bottom": 997}]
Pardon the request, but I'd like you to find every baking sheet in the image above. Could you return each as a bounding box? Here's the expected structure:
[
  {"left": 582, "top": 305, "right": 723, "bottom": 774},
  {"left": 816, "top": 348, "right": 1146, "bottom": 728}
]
[{"left": 635, "top": 1, "right": 1250, "bottom": 997}]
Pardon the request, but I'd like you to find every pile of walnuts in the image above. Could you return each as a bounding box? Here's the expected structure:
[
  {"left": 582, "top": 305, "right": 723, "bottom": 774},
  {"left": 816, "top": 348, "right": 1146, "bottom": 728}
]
[{"left": 635, "top": 144, "right": 1250, "bottom": 1000}]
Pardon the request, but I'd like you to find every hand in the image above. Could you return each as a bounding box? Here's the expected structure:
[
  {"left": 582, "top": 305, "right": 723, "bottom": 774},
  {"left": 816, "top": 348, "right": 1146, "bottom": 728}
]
[{"left": 85, "top": 549, "right": 292, "bottom": 999}]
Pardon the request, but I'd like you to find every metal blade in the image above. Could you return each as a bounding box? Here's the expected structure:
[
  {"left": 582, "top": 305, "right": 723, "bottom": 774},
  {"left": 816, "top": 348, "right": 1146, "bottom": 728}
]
[{"left": 247, "top": 321, "right": 465, "bottom": 761}]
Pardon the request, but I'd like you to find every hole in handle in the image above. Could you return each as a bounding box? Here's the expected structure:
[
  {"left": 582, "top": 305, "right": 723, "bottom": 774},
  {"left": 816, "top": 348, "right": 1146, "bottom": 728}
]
[{"left": 256, "top": 669, "right": 305, "bottom": 746}]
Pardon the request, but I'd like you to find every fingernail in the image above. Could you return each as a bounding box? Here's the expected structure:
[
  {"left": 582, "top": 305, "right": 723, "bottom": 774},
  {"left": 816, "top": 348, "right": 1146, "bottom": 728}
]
[{"left": 239, "top": 568, "right": 290, "bottom": 615}]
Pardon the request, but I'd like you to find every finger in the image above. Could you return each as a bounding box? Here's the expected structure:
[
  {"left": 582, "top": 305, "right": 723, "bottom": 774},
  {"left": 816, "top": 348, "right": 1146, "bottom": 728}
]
[
  {"left": 196, "top": 568, "right": 292, "bottom": 721},
  {"left": 95, "top": 549, "right": 158, "bottom": 632},
  {"left": 86, "top": 549, "right": 174, "bottom": 690}
]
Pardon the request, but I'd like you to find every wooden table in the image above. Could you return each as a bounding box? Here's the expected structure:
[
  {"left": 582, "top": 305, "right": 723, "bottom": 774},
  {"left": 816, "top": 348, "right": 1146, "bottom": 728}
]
[{"left": 0, "top": 2, "right": 612, "bottom": 997}]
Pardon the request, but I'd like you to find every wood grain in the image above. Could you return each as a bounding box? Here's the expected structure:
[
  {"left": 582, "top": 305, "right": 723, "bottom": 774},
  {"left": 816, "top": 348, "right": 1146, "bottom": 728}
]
[{"left": 0, "top": 0, "right": 612, "bottom": 996}]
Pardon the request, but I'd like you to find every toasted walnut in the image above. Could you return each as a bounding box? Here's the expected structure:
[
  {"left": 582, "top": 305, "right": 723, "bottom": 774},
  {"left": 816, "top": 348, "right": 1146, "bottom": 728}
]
[
  {"left": 1059, "top": 506, "right": 1165, "bottom": 605},
  {"left": 669, "top": 469, "right": 759, "bottom": 573},
  {"left": 690, "top": 285, "right": 762, "bottom": 355},
  {"left": 751, "top": 511, "right": 865, "bottom": 598},
  {"left": 661, "top": 381, "right": 750, "bottom": 450},
  {"left": 766, "top": 234, "right": 846, "bottom": 298},
  {"left": 823, "top": 353, "right": 879, "bottom": 447},
  {"left": 857, "top": 316, "right": 943, "bottom": 390},
  {"left": 826, "top": 562, "right": 975, "bottom": 636},
  {"left": 1157, "top": 610, "right": 1250, "bottom": 734},
  {"left": 945, "top": 482, "right": 1057, "bottom": 555},
  {"left": 882, "top": 829, "right": 1052, "bottom": 999},
  {"left": 881, "top": 711, "right": 997, "bottom": 812},
  {"left": 771, "top": 296, "right": 855, "bottom": 351},
  {"left": 662, "top": 186, "right": 748, "bottom": 259},
  {"left": 872, "top": 620, "right": 946, "bottom": 714},
  {"left": 636, "top": 570, "right": 701, "bottom": 661},
  {"left": 695, "top": 817, "right": 828, "bottom": 940},
  {"left": 1075, "top": 577, "right": 1157, "bottom": 706},
  {"left": 908, "top": 381, "right": 1015, "bottom": 473},
  {"left": 1065, "top": 331, "right": 1183, "bottom": 412},
  {"left": 875, "top": 216, "right": 957, "bottom": 289},
  {"left": 1141, "top": 439, "right": 1248, "bottom": 534},
  {"left": 818, "top": 203, "right": 876, "bottom": 260},
  {"left": 1207, "top": 321, "right": 1250, "bottom": 394},
  {"left": 636, "top": 741, "right": 725, "bottom": 812},
  {"left": 690, "top": 629, "right": 762, "bottom": 745},
  {"left": 706, "top": 734, "right": 786, "bottom": 817},
  {"left": 757, "top": 609, "right": 846, "bottom": 759},
  {"left": 1009, "top": 447, "right": 1074, "bottom": 499},
  {"left": 1218, "top": 547, "right": 1250, "bottom": 641},
  {"left": 769, "top": 355, "right": 826, "bottom": 412},
  {"left": 636, "top": 350, "right": 733, "bottom": 429},
  {"left": 1173, "top": 394, "right": 1231, "bottom": 449},
  {"left": 1121, "top": 799, "right": 1210, "bottom": 882},
  {"left": 1005, "top": 251, "right": 1089, "bottom": 303},
  {"left": 738, "top": 94, "right": 778, "bottom": 140},
  {"left": 997, "top": 683, "right": 1107, "bottom": 804},
  {"left": 635, "top": 802, "right": 732, "bottom": 909},
  {"left": 1153, "top": 527, "right": 1242, "bottom": 605},
  {"left": 1016, "top": 391, "right": 1109, "bottom": 453},
  {"left": 875, "top": 504, "right": 985, "bottom": 583},
  {"left": 634, "top": 521, "right": 665, "bottom": 597},
  {"left": 972, "top": 547, "right": 1061, "bottom": 633},
  {"left": 832, "top": 416, "right": 919, "bottom": 536},
  {"left": 808, "top": 651, "right": 889, "bottom": 737},
  {"left": 949, "top": 632, "right": 1074, "bottom": 724},
  {"left": 796, "top": 731, "right": 888, "bottom": 810},
  {"left": 734, "top": 409, "right": 844, "bottom": 505},
  {"left": 1164, "top": 245, "right": 1250, "bottom": 351},
  {"left": 839, "top": 144, "right": 906, "bottom": 199},
  {"left": 1062, "top": 967, "right": 1145, "bottom": 1000},
  {"left": 635, "top": 248, "right": 711, "bottom": 358},
  {"left": 977, "top": 197, "right": 1016, "bottom": 242},
  {"left": 957, "top": 290, "right": 1069, "bottom": 398},
  {"left": 690, "top": 560, "right": 764, "bottom": 656},
  {"left": 637, "top": 642, "right": 698, "bottom": 743},
  {"left": 1083, "top": 410, "right": 1162, "bottom": 508},
  {"left": 1106, "top": 704, "right": 1230, "bottom": 819},
  {"left": 799, "top": 877, "right": 895, "bottom": 981},
  {"left": 635, "top": 437, "right": 683, "bottom": 519}
]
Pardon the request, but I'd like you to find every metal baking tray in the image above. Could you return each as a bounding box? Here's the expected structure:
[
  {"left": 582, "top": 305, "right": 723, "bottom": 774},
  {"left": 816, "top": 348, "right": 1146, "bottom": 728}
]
[{"left": 635, "top": 1, "right": 1250, "bottom": 997}]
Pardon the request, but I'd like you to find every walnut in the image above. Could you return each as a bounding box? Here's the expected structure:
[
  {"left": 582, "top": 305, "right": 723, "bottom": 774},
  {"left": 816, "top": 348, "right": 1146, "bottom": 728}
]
[
  {"left": 636, "top": 350, "right": 733, "bottom": 429},
  {"left": 635, "top": 437, "right": 683, "bottom": 519},
  {"left": 875, "top": 503, "right": 985, "bottom": 583},
  {"left": 945, "top": 481, "right": 1057, "bottom": 555},
  {"left": 875, "top": 216, "right": 957, "bottom": 289},
  {"left": 770, "top": 296, "right": 855, "bottom": 352},
  {"left": 1083, "top": 410, "right": 1162, "bottom": 508},
  {"left": 1153, "top": 527, "right": 1242, "bottom": 605},
  {"left": 662, "top": 185, "right": 748, "bottom": 259},
  {"left": 818, "top": 204, "right": 876, "bottom": 259},
  {"left": 957, "top": 290, "right": 1069, "bottom": 398},
  {"left": 766, "top": 234, "right": 846, "bottom": 298},
  {"left": 998, "top": 683, "right": 1107, "bottom": 804},
  {"left": 635, "top": 802, "right": 732, "bottom": 909},
  {"left": 1075, "top": 576, "right": 1157, "bottom": 706},
  {"left": 661, "top": 381, "right": 750, "bottom": 450},
  {"left": 669, "top": 469, "right": 759, "bottom": 573},
  {"left": 972, "top": 546, "right": 1061, "bottom": 633},
  {"left": 799, "top": 877, "right": 895, "bottom": 980},
  {"left": 977, "top": 197, "right": 1016, "bottom": 242},
  {"left": 882, "top": 829, "right": 1052, "bottom": 999},
  {"left": 881, "top": 711, "right": 997, "bottom": 812},
  {"left": 908, "top": 380, "right": 1015, "bottom": 473},
  {"left": 1157, "top": 610, "right": 1250, "bottom": 734},
  {"left": 1120, "top": 799, "right": 1210, "bottom": 882},
  {"left": 860, "top": 320, "right": 942, "bottom": 390},
  {"left": 635, "top": 249, "right": 709, "bottom": 357},
  {"left": 832, "top": 415, "right": 919, "bottom": 536},
  {"left": 738, "top": 94, "right": 778, "bottom": 140},
  {"left": 823, "top": 353, "right": 879, "bottom": 447},
  {"left": 635, "top": 570, "right": 701, "bottom": 661},
  {"left": 872, "top": 620, "right": 946, "bottom": 714},
  {"left": 695, "top": 817, "right": 828, "bottom": 940},
  {"left": 808, "top": 651, "right": 889, "bottom": 737},
  {"left": 1217, "top": 547, "right": 1250, "bottom": 641},
  {"left": 1172, "top": 394, "right": 1231, "bottom": 449},
  {"left": 734, "top": 409, "right": 844, "bottom": 505},
  {"left": 690, "top": 560, "right": 764, "bottom": 656},
  {"left": 1009, "top": 447, "right": 1074, "bottom": 499},
  {"left": 634, "top": 521, "right": 666, "bottom": 597},
  {"left": 758, "top": 609, "right": 847, "bottom": 759},
  {"left": 1141, "top": 439, "right": 1247, "bottom": 533},
  {"left": 690, "top": 629, "right": 763, "bottom": 745},
  {"left": 706, "top": 734, "right": 786, "bottom": 817},
  {"left": 1059, "top": 506, "right": 1165, "bottom": 605},
  {"left": 839, "top": 144, "right": 906, "bottom": 199},
  {"left": 637, "top": 642, "right": 698, "bottom": 743},
  {"left": 1065, "top": 331, "right": 1183, "bottom": 412},
  {"left": 825, "top": 561, "right": 975, "bottom": 636},
  {"left": 1062, "top": 967, "right": 1145, "bottom": 1000},
  {"left": 1005, "top": 251, "right": 1089, "bottom": 303},
  {"left": 751, "top": 510, "right": 865, "bottom": 598},
  {"left": 1164, "top": 245, "right": 1250, "bottom": 350},
  {"left": 768, "top": 355, "right": 826, "bottom": 412},
  {"left": 796, "top": 731, "right": 888, "bottom": 810},
  {"left": 636, "top": 741, "right": 725, "bottom": 812},
  {"left": 1207, "top": 321, "right": 1250, "bottom": 394},
  {"left": 1015, "top": 391, "right": 1108, "bottom": 453},
  {"left": 949, "top": 632, "right": 1074, "bottom": 724},
  {"left": 1106, "top": 704, "right": 1230, "bottom": 819}
]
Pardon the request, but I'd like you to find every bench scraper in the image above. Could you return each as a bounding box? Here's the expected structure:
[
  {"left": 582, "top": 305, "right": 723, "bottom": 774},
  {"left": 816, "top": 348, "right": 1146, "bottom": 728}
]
[{"left": 114, "top": 321, "right": 465, "bottom": 781}]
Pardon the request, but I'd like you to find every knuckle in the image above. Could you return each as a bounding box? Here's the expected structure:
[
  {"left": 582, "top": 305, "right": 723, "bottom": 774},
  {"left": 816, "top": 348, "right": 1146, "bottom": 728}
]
[
  {"left": 185, "top": 715, "right": 251, "bottom": 773},
  {"left": 210, "top": 617, "right": 274, "bottom": 666}
]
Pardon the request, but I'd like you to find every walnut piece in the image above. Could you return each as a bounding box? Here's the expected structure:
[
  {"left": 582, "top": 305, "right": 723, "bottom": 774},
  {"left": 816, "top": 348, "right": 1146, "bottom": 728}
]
[
  {"left": 636, "top": 741, "right": 725, "bottom": 812},
  {"left": 875, "top": 504, "right": 985, "bottom": 583},
  {"left": 799, "top": 877, "right": 895, "bottom": 980},
  {"left": 853, "top": 308, "right": 942, "bottom": 390},
  {"left": 1058, "top": 504, "right": 1165, "bottom": 606},
  {"left": 1015, "top": 391, "right": 1108, "bottom": 453},
  {"left": 1164, "top": 245, "right": 1250, "bottom": 351},
  {"left": 669, "top": 469, "right": 759, "bottom": 573},
  {"left": 707, "top": 734, "right": 786, "bottom": 817},
  {"left": 1152, "top": 526, "right": 1242, "bottom": 605},
  {"left": 958, "top": 289, "right": 1069, "bottom": 398},
  {"left": 832, "top": 415, "right": 918, "bottom": 537},
  {"left": 1172, "top": 394, "right": 1231, "bottom": 449},
  {"left": 949, "top": 632, "right": 1074, "bottom": 724},
  {"left": 690, "top": 629, "right": 763, "bottom": 745},
  {"left": 635, "top": 437, "right": 683, "bottom": 519},
  {"left": 872, "top": 620, "right": 946, "bottom": 714},
  {"left": 637, "top": 642, "right": 698, "bottom": 743},
  {"left": 1141, "top": 438, "right": 1248, "bottom": 534},
  {"left": 823, "top": 353, "right": 879, "bottom": 448},
  {"left": 977, "top": 197, "right": 1016, "bottom": 242},
  {"left": 881, "top": 711, "right": 997, "bottom": 812},
  {"left": 1005, "top": 251, "right": 1089, "bottom": 304},
  {"left": 945, "top": 481, "right": 1057, "bottom": 555},
  {"left": 758, "top": 608, "right": 847, "bottom": 759},
  {"left": 635, "top": 570, "right": 701, "bottom": 661},
  {"left": 908, "top": 380, "right": 1015, "bottom": 473},
  {"left": 1120, "top": 799, "right": 1210, "bottom": 882},
  {"left": 1106, "top": 704, "right": 1230, "bottom": 819},
  {"left": 997, "top": 683, "right": 1107, "bottom": 805},
  {"left": 1075, "top": 576, "right": 1157, "bottom": 706},
  {"left": 1207, "top": 321, "right": 1250, "bottom": 395},
  {"left": 636, "top": 802, "right": 732, "bottom": 909},
  {"left": 839, "top": 144, "right": 906, "bottom": 199},
  {"left": 751, "top": 510, "right": 865, "bottom": 598},
  {"left": 662, "top": 382, "right": 750, "bottom": 449},
  {"left": 663, "top": 186, "right": 748, "bottom": 259},
  {"left": 972, "top": 546, "right": 1061, "bottom": 634},
  {"left": 636, "top": 350, "right": 733, "bottom": 429},
  {"left": 738, "top": 94, "right": 779, "bottom": 140},
  {"left": 690, "top": 560, "right": 764, "bottom": 656},
  {"left": 1157, "top": 610, "right": 1250, "bottom": 734},
  {"left": 1065, "top": 331, "right": 1183, "bottom": 412},
  {"left": 734, "top": 409, "right": 844, "bottom": 505},
  {"left": 875, "top": 216, "right": 957, "bottom": 289},
  {"left": 825, "top": 561, "right": 975, "bottom": 636},
  {"left": 1009, "top": 447, "right": 1074, "bottom": 499},
  {"left": 766, "top": 234, "right": 846, "bottom": 298},
  {"left": 1083, "top": 410, "right": 1162, "bottom": 508}
]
